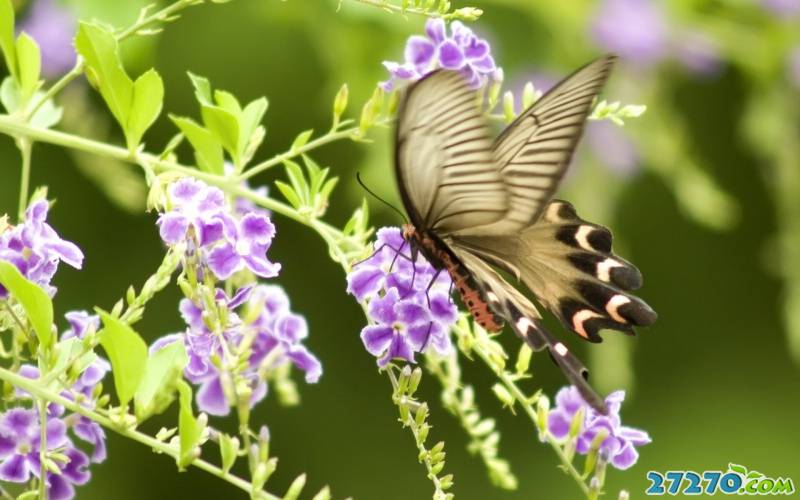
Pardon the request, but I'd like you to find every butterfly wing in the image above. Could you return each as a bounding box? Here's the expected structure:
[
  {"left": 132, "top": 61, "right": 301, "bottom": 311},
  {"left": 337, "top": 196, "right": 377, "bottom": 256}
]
[
  {"left": 395, "top": 70, "right": 509, "bottom": 232},
  {"left": 454, "top": 55, "right": 617, "bottom": 236},
  {"left": 444, "top": 241, "right": 608, "bottom": 412},
  {"left": 450, "top": 199, "right": 657, "bottom": 343}
]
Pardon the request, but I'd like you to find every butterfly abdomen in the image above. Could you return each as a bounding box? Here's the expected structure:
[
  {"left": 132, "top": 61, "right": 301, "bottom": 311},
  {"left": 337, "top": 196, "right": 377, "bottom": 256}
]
[{"left": 407, "top": 226, "right": 505, "bottom": 332}]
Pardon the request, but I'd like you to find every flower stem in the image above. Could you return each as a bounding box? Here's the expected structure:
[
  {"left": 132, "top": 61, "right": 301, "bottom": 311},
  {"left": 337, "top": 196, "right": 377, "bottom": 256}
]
[
  {"left": 0, "top": 366, "right": 281, "bottom": 500},
  {"left": 17, "top": 138, "right": 32, "bottom": 220}
]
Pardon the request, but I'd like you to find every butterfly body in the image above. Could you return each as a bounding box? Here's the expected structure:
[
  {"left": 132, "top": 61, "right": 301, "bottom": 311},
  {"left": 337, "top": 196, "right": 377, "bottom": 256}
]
[
  {"left": 403, "top": 224, "right": 505, "bottom": 332},
  {"left": 392, "top": 56, "right": 656, "bottom": 413}
]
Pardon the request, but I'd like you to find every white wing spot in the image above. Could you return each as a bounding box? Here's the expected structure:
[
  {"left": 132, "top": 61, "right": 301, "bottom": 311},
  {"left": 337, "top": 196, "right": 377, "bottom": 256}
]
[
  {"left": 606, "top": 294, "right": 631, "bottom": 323},
  {"left": 597, "top": 258, "right": 622, "bottom": 282},
  {"left": 545, "top": 203, "right": 562, "bottom": 222},
  {"left": 516, "top": 317, "right": 534, "bottom": 333},
  {"left": 486, "top": 291, "right": 500, "bottom": 304},
  {"left": 572, "top": 309, "right": 601, "bottom": 338},
  {"left": 554, "top": 342, "right": 569, "bottom": 357},
  {"left": 575, "top": 225, "right": 594, "bottom": 250}
]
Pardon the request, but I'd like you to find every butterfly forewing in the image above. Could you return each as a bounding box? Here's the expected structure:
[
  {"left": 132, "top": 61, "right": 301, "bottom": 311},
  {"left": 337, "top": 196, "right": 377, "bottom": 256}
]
[
  {"left": 396, "top": 71, "right": 509, "bottom": 232},
  {"left": 455, "top": 56, "right": 617, "bottom": 237}
]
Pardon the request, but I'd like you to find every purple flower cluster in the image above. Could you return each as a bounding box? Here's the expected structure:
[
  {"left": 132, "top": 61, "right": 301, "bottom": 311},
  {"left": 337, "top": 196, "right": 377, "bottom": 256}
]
[
  {"left": 0, "top": 200, "right": 83, "bottom": 297},
  {"left": 152, "top": 284, "right": 322, "bottom": 416},
  {"left": 157, "top": 178, "right": 280, "bottom": 281},
  {"left": 1, "top": 312, "right": 110, "bottom": 499},
  {"left": 547, "top": 386, "right": 651, "bottom": 470},
  {"left": 18, "top": 0, "right": 77, "bottom": 77},
  {"left": 347, "top": 227, "right": 457, "bottom": 366},
  {"left": 591, "top": 0, "right": 721, "bottom": 76},
  {"left": 381, "top": 18, "right": 498, "bottom": 91}
]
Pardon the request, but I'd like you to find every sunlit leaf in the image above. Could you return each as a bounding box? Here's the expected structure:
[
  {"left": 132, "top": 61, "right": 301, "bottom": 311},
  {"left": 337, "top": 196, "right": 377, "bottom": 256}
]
[
  {"left": 128, "top": 68, "right": 164, "bottom": 148},
  {"left": 134, "top": 340, "right": 187, "bottom": 421},
  {"left": 177, "top": 380, "right": 204, "bottom": 469},
  {"left": 0, "top": 260, "right": 53, "bottom": 348},
  {"left": 169, "top": 115, "right": 224, "bottom": 174},
  {"left": 96, "top": 308, "right": 147, "bottom": 407}
]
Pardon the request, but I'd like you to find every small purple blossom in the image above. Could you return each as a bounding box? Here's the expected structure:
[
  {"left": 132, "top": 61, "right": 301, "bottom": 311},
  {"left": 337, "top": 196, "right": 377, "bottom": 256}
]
[
  {"left": 18, "top": 0, "right": 77, "bottom": 76},
  {"left": 0, "top": 200, "right": 83, "bottom": 297},
  {"left": 347, "top": 227, "right": 457, "bottom": 366},
  {"left": 151, "top": 284, "right": 321, "bottom": 416},
  {"left": 585, "top": 121, "right": 640, "bottom": 177},
  {"left": 591, "top": 0, "right": 668, "bottom": 67},
  {"left": 0, "top": 408, "right": 91, "bottom": 499},
  {"left": 157, "top": 178, "right": 281, "bottom": 281},
  {"left": 547, "top": 386, "right": 651, "bottom": 470},
  {"left": 381, "top": 19, "right": 499, "bottom": 91}
]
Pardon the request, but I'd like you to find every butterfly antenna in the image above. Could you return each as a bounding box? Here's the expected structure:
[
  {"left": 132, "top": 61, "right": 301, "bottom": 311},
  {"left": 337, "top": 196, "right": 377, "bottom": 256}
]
[{"left": 356, "top": 172, "right": 408, "bottom": 225}]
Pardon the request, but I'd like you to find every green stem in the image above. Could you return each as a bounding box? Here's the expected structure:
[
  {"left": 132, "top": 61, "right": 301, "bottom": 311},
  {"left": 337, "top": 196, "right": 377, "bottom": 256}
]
[
  {"left": 17, "top": 138, "right": 32, "bottom": 220},
  {"left": 0, "top": 366, "right": 281, "bottom": 500}
]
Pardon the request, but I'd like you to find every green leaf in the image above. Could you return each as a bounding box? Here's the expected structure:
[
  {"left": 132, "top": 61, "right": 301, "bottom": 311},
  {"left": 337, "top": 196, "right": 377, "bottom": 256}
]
[
  {"left": 0, "top": 260, "right": 53, "bottom": 348},
  {"left": 292, "top": 129, "right": 313, "bottom": 152},
  {"left": 169, "top": 115, "right": 224, "bottom": 174},
  {"left": 187, "top": 72, "right": 212, "bottom": 106},
  {"left": 127, "top": 68, "right": 164, "bottom": 149},
  {"left": 96, "top": 309, "right": 147, "bottom": 407},
  {"left": 75, "top": 22, "right": 133, "bottom": 132},
  {"left": 213, "top": 89, "right": 241, "bottom": 115},
  {"left": 274, "top": 180, "right": 301, "bottom": 209},
  {"left": 15, "top": 33, "right": 40, "bottom": 103},
  {"left": 219, "top": 433, "right": 238, "bottom": 475},
  {"left": 0, "top": 0, "right": 16, "bottom": 80},
  {"left": 201, "top": 104, "right": 239, "bottom": 160},
  {"left": 283, "top": 160, "right": 308, "bottom": 204},
  {"left": 177, "top": 380, "right": 204, "bottom": 469},
  {"left": 239, "top": 97, "right": 267, "bottom": 155},
  {"left": 134, "top": 340, "right": 188, "bottom": 421}
]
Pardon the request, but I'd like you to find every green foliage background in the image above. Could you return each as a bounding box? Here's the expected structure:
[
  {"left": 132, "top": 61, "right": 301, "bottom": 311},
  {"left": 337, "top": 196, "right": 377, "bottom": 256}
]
[{"left": 0, "top": 0, "right": 798, "bottom": 498}]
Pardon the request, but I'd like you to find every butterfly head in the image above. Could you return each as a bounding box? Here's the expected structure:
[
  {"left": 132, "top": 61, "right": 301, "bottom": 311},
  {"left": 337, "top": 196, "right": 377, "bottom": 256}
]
[{"left": 401, "top": 223, "right": 417, "bottom": 242}]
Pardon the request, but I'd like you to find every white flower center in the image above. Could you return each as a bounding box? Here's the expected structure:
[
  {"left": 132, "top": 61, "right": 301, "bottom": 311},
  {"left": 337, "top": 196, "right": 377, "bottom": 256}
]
[{"left": 235, "top": 239, "right": 250, "bottom": 255}]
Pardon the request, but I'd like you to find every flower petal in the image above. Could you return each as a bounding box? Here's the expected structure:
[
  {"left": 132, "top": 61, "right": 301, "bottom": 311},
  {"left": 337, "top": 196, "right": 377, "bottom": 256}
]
[
  {"left": 425, "top": 18, "right": 447, "bottom": 43},
  {"left": 405, "top": 36, "right": 436, "bottom": 70},
  {"left": 346, "top": 266, "right": 384, "bottom": 302},
  {"left": 438, "top": 40, "right": 465, "bottom": 69},
  {"left": 287, "top": 345, "right": 323, "bottom": 383},
  {"left": 239, "top": 213, "right": 276, "bottom": 244},
  {"left": 157, "top": 212, "right": 189, "bottom": 244},
  {"left": 611, "top": 440, "right": 639, "bottom": 470},
  {"left": 206, "top": 243, "right": 242, "bottom": 280},
  {"left": 196, "top": 377, "right": 231, "bottom": 416},
  {"left": 360, "top": 325, "right": 394, "bottom": 357},
  {"left": 0, "top": 454, "right": 30, "bottom": 483}
]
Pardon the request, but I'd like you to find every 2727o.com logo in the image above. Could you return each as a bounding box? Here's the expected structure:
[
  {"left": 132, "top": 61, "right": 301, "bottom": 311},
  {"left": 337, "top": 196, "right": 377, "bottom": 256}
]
[{"left": 646, "top": 464, "right": 795, "bottom": 496}]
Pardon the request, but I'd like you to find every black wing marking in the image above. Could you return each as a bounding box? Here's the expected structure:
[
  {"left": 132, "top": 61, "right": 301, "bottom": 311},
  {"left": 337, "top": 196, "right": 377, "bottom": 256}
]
[
  {"left": 445, "top": 241, "right": 608, "bottom": 413},
  {"left": 395, "top": 70, "right": 509, "bottom": 233},
  {"left": 454, "top": 56, "right": 617, "bottom": 236},
  {"left": 451, "top": 199, "right": 656, "bottom": 343}
]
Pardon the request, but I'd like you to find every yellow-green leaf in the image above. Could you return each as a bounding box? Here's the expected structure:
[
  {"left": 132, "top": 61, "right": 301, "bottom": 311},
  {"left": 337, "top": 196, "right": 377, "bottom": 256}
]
[
  {"left": 127, "top": 68, "right": 164, "bottom": 149},
  {"left": 15, "top": 32, "right": 40, "bottom": 103},
  {"left": 177, "top": 380, "right": 204, "bottom": 469},
  {"left": 0, "top": 0, "right": 16, "bottom": 80},
  {"left": 96, "top": 308, "right": 147, "bottom": 407},
  {"left": 0, "top": 260, "right": 53, "bottom": 348},
  {"left": 134, "top": 340, "right": 187, "bottom": 421}
]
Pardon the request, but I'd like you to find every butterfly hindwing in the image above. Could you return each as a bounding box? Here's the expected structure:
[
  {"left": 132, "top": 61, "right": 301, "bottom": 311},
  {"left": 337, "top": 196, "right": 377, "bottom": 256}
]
[
  {"left": 445, "top": 243, "right": 608, "bottom": 412},
  {"left": 451, "top": 199, "right": 657, "bottom": 343}
]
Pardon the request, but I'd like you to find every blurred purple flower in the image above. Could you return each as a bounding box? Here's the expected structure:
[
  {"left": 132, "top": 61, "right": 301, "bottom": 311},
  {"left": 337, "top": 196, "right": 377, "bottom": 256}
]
[
  {"left": 381, "top": 18, "right": 499, "bottom": 91},
  {"left": 591, "top": 0, "right": 668, "bottom": 67},
  {"left": 674, "top": 30, "right": 723, "bottom": 76},
  {"left": 18, "top": 0, "right": 77, "bottom": 77},
  {"left": 789, "top": 47, "right": 800, "bottom": 88},
  {"left": 0, "top": 408, "right": 91, "bottom": 499},
  {"left": 760, "top": 0, "right": 800, "bottom": 16},
  {"left": 206, "top": 213, "right": 280, "bottom": 280},
  {"left": 585, "top": 121, "right": 640, "bottom": 177},
  {"left": 151, "top": 284, "right": 321, "bottom": 416},
  {"left": 0, "top": 200, "right": 83, "bottom": 297},
  {"left": 547, "top": 386, "right": 651, "bottom": 470},
  {"left": 347, "top": 227, "right": 457, "bottom": 366}
]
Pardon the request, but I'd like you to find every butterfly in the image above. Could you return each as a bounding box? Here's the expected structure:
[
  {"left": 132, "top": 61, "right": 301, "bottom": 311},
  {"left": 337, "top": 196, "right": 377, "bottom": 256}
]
[{"left": 393, "top": 55, "right": 656, "bottom": 413}]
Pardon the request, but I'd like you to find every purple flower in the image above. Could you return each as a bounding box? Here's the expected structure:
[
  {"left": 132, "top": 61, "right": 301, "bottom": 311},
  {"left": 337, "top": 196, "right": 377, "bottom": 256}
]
[
  {"left": 591, "top": 0, "right": 668, "bottom": 67},
  {"left": 547, "top": 386, "right": 651, "bottom": 470},
  {"left": 585, "top": 121, "right": 640, "bottom": 177},
  {"left": 18, "top": 0, "right": 77, "bottom": 76},
  {"left": 151, "top": 284, "right": 321, "bottom": 416},
  {"left": 0, "top": 408, "right": 91, "bottom": 499},
  {"left": 157, "top": 178, "right": 227, "bottom": 247},
  {"left": 789, "top": 47, "right": 800, "bottom": 89},
  {"left": 347, "top": 227, "right": 457, "bottom": 366},
  {"left": 761, "top": 0, "right": 800, "bottom": 16},
  {"left": 381, "top": 18, "right": 499, "bottom": 91},
  {"left": 673, "top": 30, "right": 723, "bottom": 76},
  {"left": 0, "top": 200, "right": 83, "bottom": 297},
  {"left": 206, "top": 213, "right": 280, "bottom": 280}
]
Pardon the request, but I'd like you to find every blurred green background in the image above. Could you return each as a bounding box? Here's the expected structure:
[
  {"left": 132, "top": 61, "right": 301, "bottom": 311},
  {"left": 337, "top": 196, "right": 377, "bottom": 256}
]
[{"left": 1, "top": 0, "right": 799, "bottom": 498}]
